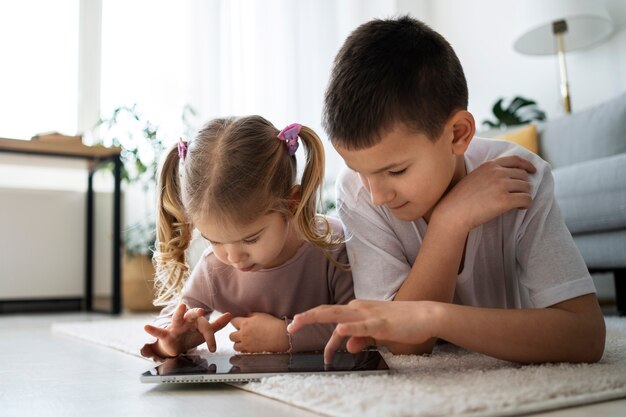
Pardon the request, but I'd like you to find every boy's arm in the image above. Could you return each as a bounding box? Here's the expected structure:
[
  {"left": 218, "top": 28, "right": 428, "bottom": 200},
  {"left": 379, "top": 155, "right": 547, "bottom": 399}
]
[
  {"left": 431, "top": 294, "right": 605, "bottom": 363},
  {"left": 389, "top": 156, "right": 536, "bottom": 354},
  {"left": 386, "top": 214, "right": 467, "bottom": 354},
  {"left": 289, "top": 294, "right": 605, "bottom": 363}
]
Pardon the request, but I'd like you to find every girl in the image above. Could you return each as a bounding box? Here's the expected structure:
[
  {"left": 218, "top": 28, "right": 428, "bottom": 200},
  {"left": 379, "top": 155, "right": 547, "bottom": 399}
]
[{"left": 140, "top": 116, "right": 353, "bottom": 361}]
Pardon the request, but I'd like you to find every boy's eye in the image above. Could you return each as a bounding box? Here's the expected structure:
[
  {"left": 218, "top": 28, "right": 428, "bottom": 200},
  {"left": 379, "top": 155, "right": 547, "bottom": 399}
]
[
  {"left": 243, "top": 238, "right": 259, "bottom": 245},
  {"left": 389, "top": 168, "right": 407, "bottom": 177}
]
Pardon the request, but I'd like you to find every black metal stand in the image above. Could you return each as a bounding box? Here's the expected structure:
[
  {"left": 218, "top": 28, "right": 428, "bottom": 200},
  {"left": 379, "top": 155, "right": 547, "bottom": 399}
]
[
  {"left": 0, "top": 144, "right": 121, "bottom": 315},
  {"left": 590, "top": 268, "right": 626, "bottom": 317},
  {"left": 85, "top": 154, "right": 122, "bottom": 315},
  {"left": 614, "top": 269, "right": 626, "bottom": 317}
]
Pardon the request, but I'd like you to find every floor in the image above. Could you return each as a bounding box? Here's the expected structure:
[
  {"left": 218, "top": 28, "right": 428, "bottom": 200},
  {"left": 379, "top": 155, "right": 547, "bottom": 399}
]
[{"left": 1, "top": 312, "right": 625, "bottom": 417}]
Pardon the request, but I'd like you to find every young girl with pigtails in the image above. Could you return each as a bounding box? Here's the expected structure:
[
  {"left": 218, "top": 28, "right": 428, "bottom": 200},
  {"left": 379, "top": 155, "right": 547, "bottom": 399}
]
[{"left": 140, "top": 115, "right": 354, "bottom": 361}]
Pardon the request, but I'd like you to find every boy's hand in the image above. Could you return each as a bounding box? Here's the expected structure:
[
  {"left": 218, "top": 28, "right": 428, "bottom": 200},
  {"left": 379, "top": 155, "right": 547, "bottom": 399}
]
[
  {"left": 288, "top": 300, "right": 437, "bottom": 363},
  {"left": 230, "top": 312, "right": 290, "bottom": 353},
  {"left": 141, "top": 303, "right": 232, "bottom": 360},
  {"left": 435, "top": 155, "right": 536, "bottom": 232}
]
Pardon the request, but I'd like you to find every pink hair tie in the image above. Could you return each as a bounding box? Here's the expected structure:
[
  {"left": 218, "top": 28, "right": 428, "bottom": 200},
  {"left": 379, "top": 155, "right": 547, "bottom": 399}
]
[
  {"left": 277, "top": 123, "right": 301, "bottom": 156},
  {"left": 178, "top": 138, "right": 188, "bottom": 160}
]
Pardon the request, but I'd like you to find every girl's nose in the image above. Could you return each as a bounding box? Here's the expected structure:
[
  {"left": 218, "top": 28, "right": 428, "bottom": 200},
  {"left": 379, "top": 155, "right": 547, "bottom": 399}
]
[{"left": 227, "top": 245, "right": 248, "bottom": 264}]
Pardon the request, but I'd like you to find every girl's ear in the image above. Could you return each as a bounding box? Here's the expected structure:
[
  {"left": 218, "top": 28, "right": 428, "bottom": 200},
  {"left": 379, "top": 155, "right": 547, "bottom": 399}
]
[
  {"left": 288, "top": 185, "right": 302, "bottom": 211},
  {"left": 450, "top": 110, "right": 475, "bottom": 155}
]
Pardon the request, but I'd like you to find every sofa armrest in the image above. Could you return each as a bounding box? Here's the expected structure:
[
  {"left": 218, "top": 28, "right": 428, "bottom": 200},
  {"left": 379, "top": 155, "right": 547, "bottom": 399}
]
[{"left": 553, "top": 153, "right": 626, "bottom": 234}]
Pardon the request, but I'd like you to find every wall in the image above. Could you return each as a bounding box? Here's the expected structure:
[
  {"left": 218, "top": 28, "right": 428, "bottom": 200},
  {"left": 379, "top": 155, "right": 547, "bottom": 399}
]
[
  {"left": 397, "top": 0, "right": 626, "bottom": 128},
  {"left": 397, "top": 0, "right": 625, "bottom": 300},
  {"left": 0, "top": 154, "right": 114, "bottom": 302}
]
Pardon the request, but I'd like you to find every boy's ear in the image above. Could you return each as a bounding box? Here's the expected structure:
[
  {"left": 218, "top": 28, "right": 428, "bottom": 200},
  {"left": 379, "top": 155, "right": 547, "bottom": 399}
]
[{"left": 449, "top": 110, "right": 475, "bottom": 155}]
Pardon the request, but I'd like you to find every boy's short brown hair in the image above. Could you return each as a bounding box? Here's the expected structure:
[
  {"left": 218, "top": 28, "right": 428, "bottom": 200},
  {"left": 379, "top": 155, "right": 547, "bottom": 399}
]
[{"left": 323, "top": 15, "right": 468, "bottom": 150}]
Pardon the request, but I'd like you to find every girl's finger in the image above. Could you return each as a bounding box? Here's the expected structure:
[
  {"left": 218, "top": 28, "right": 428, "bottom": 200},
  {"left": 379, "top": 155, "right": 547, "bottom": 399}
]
[
  {"left": 230, "top": 316, "right": 243, "bottom": 330},
  {"left": 229, "top": 331, "right": 241, "bottom": 343},
  {"left": 144, "top": 324, "right": 169, "bottom": 339},
  {"left": 196, "top": 316, "right": 217, "bottom": 352},
  {"left": 172, "top": 303, "right": 187, "bottom": 326},
  {"left": 140, "top": 344, "right": 154, "bottom": 358},
  {"left": 211, "top": 312, "right": 233, "bottom": 331},
  {"left": 183, "top": 307, "right": 205, "bottom": 321}
]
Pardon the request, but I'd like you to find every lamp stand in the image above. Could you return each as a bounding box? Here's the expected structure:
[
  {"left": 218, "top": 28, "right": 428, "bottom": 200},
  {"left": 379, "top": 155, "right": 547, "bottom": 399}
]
[{"left": 553, "top": 20, "right": 572, "bottom": 114}]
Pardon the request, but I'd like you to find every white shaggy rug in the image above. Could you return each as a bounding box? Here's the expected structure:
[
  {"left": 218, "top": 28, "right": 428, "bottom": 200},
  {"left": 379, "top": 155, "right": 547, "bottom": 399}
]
[{"left": 52, "top": 316, "right": 626, "bottom": 417}]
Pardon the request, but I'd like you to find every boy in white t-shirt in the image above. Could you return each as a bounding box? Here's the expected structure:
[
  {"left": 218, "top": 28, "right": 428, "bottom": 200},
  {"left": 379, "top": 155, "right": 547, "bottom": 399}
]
[{"left": 288, "top": 16, "right": 605, "bottom": 364}]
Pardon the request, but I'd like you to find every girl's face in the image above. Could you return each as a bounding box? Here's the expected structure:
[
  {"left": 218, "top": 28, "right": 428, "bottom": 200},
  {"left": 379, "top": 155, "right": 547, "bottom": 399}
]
[{"left": 197, "top": 212, "right": 300, "bottom": 272}]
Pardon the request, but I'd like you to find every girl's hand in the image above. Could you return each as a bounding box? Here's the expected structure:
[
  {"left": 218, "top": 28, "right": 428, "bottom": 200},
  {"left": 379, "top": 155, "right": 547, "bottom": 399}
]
[
  {"left": 288, "top": 300, "right": 438, "bottom": 363},
  {"left": 435, "top": 155, "right": 536, "bottom": 232},
  {"left": 141, "top": 304, "right": 232, "bottom": 360},
  {"left": 230, "top": 312, "right": 290, "bottom": 353}
]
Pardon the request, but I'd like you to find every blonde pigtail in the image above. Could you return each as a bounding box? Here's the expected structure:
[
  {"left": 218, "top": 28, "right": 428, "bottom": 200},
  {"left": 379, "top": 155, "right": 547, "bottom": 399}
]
[
  {"left": 152, "top": 144, "right": 193, "bottom": 306},
  {"left": 295, "top": 126, "right": 344, "bottom": 253}
]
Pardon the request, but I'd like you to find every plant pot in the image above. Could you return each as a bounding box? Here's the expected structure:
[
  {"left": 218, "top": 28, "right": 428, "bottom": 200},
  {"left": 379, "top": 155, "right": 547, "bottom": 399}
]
[{"left": 122, "top": 254, "right": 160, "bottom": 312}]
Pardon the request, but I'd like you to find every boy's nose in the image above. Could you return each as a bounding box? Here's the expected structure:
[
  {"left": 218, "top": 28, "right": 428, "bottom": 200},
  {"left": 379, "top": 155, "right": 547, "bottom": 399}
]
[{"left": 368, "top": 179, "right": 394, "bottom": 206}]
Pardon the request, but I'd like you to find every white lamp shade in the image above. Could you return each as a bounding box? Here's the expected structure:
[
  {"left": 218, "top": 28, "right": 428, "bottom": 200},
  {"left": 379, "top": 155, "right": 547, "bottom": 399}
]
[{"left": 513, "top": 0, "right": 614, "bottom": 55}]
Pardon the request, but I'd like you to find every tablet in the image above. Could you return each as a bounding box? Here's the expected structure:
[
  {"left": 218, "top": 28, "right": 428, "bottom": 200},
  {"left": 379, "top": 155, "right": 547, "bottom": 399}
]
[{"left": 141, "top": 350, "right": 390, "bottom": 383}]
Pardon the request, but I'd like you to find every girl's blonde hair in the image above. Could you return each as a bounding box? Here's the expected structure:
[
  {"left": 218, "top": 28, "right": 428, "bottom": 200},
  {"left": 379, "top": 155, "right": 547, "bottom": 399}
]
[{"left": 152, "top": 115, "right": 338, "bottom": 305}]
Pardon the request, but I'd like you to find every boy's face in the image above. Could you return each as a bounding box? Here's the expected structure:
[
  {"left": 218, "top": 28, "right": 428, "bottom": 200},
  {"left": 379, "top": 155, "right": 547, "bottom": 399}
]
[{"left": 334, "top": 122, "right": 466, "bottom": 222}]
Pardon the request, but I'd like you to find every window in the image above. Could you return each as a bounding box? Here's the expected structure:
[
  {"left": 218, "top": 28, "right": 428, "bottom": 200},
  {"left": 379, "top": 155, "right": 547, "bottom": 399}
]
[{"left": 0, "top": 0, "right": 79, "bottom": 139}]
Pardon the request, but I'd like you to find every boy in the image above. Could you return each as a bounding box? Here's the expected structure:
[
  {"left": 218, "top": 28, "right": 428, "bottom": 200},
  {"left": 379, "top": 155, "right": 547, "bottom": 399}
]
[{"left": 288, "top": 16, "right": 605, "bottom": 364}]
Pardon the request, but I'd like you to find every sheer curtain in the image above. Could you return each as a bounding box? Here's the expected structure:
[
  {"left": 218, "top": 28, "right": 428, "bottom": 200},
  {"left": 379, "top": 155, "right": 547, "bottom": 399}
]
[
  {"left": 186, "top": 0, "right": 397, "bottom": 180},
  {"left": 97, "top": 0, "right": 397, "bottom": 227}
]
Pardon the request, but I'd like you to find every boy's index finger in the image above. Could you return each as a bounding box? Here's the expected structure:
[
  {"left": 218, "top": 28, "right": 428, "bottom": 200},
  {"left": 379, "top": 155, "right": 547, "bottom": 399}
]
[{"left": 288, "top": 305, "right": 363, "bottom": 333}]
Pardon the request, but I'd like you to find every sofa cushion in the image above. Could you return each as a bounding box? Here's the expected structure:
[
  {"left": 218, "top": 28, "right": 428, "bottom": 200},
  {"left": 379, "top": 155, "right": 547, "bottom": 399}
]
[
  {"left": 496, "top": 123, "right": 539, "bottom": 154},
  {"left": 553, "top": 153, "right": 626, "bottom": 234},
  {"left": 539, "top": 92, "right": 626, "bottom": 169},
  {"left": 573, "top": 229, "right": 626, "bottom": 269}
]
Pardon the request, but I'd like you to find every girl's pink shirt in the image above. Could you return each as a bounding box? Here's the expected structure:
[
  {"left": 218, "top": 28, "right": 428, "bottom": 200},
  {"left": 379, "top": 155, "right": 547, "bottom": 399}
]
[{"left": 154, "top": 217, "right": 354, "bottom": 352}]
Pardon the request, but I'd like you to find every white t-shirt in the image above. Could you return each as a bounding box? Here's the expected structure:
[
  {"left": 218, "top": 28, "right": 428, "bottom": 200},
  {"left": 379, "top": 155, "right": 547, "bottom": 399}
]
[{"left": 336, "top": 137, "right": 596, "bottom": 308}]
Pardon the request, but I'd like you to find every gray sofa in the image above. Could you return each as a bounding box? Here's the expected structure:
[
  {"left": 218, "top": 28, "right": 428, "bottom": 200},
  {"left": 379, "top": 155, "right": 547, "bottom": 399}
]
[{"left": 539, "top": 92, "right": 626, "bottom": 315}]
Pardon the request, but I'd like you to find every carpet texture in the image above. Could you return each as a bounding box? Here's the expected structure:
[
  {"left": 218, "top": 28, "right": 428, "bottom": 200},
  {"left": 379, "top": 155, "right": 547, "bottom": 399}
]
[{"left": 52, "top": 317, "right": 626, "bottom": 417}]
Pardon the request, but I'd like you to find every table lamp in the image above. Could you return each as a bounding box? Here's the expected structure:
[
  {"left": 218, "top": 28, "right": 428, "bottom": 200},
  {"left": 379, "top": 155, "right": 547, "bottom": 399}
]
[{"left": 513, "top": 0, "right": 614, "bottom": 113}]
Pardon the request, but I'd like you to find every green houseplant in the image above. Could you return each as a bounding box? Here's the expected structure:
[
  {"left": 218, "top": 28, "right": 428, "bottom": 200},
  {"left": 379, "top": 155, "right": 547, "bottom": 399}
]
[
  {"left": 482, "top": 96, "right": 546, "bottom": 129},
  {"left": 94, "top": 104, "right": 197, "bottom": 310},
  {"left": 95, "top": 105, "right": 163, "bottom": 256}
]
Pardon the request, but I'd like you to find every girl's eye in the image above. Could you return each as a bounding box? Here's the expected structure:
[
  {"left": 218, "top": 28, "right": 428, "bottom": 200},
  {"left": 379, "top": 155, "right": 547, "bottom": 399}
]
[
  {"left": 243, "top": 238, "right": 259, "bottom": 245},
  {"left": 389, "top": 168, "right": 407, "bottom": 177}
]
